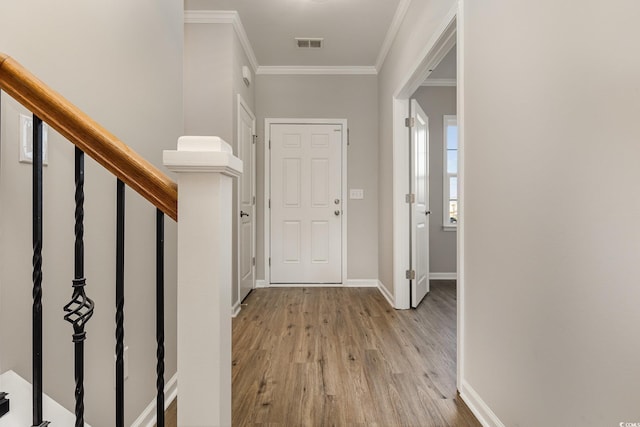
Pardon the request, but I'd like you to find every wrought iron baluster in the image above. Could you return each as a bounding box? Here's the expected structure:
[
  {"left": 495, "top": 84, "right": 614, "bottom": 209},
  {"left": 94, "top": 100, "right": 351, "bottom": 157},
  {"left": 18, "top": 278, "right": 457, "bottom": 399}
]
[
  {"left": 156, "top": 209, "right": 165, "bottom": 427},
  {"left": 63, "top": 147, "right": 94, "bottom": 427},
  {"left": 115, "top": 179, "right": 125, "bottom": 427},
  {"left": 32, "top": 114, "right": 49, "bottom": 427}
]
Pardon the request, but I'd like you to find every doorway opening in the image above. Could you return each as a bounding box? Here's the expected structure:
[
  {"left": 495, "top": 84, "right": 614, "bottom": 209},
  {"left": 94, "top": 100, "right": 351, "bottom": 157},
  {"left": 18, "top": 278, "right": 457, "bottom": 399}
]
[
  {"left": 391, "top": 5, "right": 464, "bottom": 390},
  {"left": 236, "top": 94, "right": 257, "bottom": 314}
]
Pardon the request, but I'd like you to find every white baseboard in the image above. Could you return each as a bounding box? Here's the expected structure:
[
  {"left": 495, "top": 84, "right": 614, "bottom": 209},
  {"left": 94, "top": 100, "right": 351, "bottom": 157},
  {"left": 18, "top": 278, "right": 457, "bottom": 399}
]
[
  {"left": 267, "top": 283, "right": 344, "bottom": 287},
  {"left": 459, "top": 380, "right": 505, "bottom": 427},
  {"left": 345, "top": 279, "right": 378, "bottom": 287},
  {"left": 430, "top": 272, "right": 457, "bottom": 280},
  {"left": 256, "top": 279, "right": 381, "bottom": 288},
  {"left": 232, "top": 301, "right": 241, "bottom": 318},
  {"left": 377, "top": 280, "right": 395, "bottom": 308},
  {"left": 130, "top": 372, "right": 178, "bottom": 427}
]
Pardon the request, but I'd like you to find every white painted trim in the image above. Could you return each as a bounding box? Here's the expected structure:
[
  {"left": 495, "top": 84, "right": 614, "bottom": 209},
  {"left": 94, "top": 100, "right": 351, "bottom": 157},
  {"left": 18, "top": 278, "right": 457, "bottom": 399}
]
[
  {"left": 267, "top": 283, "right": 345, "bottom": 288},
  {"left": 375, "top": 0, "right": 412, "bottom": 71},
  {"left": 232, "top": 301, "right": 241, "bottom": 317},
  {"left": 345, "top": 279, "right": 379, "bottom": 287},
  {"left": 456, "top": 0, "right": 466, "bottom": 393},
  {"left": 264, "top": 119, "right": 348, "bottom": 286},
  {"left": 257, "top": 66, "right": 377, "bottom": 75},
  {"left": 236, "top": 94, "right": 256, "bottom": 314},
  {"left": 130, "top": 373, "right": 178, "bottom": 427},
  {"left": 429, "top": 272, "right": 457, "bottom": 280},
  {"left": 184, "top": 10, "right": 259, "bottom": 72},
  {"left": 377, "top": 280, "right": 395, "bottom": 308},
  {"left": 459, "top": 380, "right": 506, "bottom": 427},
  {"left": 394, "top": 7, "right": 457, "bottom": 99},
  {"left": 392, "top": 98, "right": 411, "bottom": 309},
  {"left": 422, "top": 78, "right": 457, "bottom": 87},
  {"left": 256, "top": 279, "right": 269, "bottom": 288}
]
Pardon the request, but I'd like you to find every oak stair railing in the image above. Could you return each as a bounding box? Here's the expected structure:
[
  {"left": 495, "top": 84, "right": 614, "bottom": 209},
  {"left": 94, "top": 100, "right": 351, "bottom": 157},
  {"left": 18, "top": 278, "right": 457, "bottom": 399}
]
[{"left": 0, "top": 53, "right": 175, "bottom": 427}]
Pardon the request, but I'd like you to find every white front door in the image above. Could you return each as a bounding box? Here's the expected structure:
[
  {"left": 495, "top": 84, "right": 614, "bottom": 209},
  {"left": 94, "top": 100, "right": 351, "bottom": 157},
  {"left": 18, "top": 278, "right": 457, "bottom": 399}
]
[
  {"left": 238, "top": 98, "right": 255, "bottom": 302},
  {"left": 411, "top": 99, "right": 430, "bottom": 307},
  {"left": 270, "top": 123, "right": 343, "bottom": 284}
]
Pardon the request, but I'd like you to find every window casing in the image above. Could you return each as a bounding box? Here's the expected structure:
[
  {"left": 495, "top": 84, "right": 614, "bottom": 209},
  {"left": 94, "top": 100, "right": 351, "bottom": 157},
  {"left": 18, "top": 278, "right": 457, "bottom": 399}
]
[{"left": 443, "top": 115, "right": 458, "bottom": 229}]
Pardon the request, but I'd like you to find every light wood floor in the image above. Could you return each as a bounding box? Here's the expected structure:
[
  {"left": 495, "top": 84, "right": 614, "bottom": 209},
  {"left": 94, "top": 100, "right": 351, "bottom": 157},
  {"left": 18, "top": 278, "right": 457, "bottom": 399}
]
[{"left": 165, "top": 281, "right": 479, "bottom": 426}]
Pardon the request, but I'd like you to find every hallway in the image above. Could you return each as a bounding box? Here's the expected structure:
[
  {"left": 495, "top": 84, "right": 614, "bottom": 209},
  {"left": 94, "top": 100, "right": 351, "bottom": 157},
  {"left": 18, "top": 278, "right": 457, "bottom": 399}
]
[{"left": 231, "top": 283, "right": 479, "bottom": 426}]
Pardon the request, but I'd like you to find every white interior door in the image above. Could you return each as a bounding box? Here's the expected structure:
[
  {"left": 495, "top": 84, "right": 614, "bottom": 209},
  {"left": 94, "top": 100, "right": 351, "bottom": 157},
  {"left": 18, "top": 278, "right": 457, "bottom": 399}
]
[
  {"left": 270, "top": 123, "right": 342, "bottom": 283},
  {"left": 411, "top": 99, "right": 430, "bottom": 307},
  {"left": 238, "top": 98, "right": 255, "bottom": 302}
]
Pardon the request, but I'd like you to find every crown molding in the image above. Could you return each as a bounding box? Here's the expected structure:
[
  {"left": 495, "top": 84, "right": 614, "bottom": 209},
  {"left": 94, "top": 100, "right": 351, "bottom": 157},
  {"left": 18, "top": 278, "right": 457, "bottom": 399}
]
[
  {"left": 421, "top": 78, "right": 457, "bottom": 87},
  {"left": 185, "top": 9, "right": 394, "bottom": 76},
  {"left": 375, "top": 0, "right": 412, "bottom": 72},
  {"left": 256, "top": 65, "right": 377, "bottom": 75},
  {"left": 184, "top": 10, "right": 259, "bottom": 72}
]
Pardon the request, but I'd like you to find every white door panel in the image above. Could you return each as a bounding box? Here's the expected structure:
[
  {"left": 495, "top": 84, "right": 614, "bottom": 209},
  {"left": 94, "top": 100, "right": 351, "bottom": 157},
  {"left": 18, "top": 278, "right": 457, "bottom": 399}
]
[
  {"left": 238, "top": 99, "right": 255, "bottom": 302},
  {"left": 271, "top": 124, "right": 342, "bottom": 283},
  {"left": 411, "top": 100, "right": 430, "bottom": 307}
]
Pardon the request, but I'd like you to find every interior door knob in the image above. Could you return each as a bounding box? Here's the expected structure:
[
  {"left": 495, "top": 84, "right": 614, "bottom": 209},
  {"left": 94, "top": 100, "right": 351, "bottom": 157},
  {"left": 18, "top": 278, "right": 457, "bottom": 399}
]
[
  {"left": 334, "top": 210, "right": 341, "bottom": 216},
  {"left": 240, "top": 211, "right": 249, "bottom": 218},
  {"left": 425, "top": 210, "right": 431, "bottom": 215}
]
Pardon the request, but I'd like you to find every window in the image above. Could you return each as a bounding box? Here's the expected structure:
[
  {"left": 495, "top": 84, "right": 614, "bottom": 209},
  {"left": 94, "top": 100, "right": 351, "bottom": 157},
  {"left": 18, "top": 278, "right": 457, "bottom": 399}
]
[{"left": 443, "top": 115, "right": 458, "bottom": 229}]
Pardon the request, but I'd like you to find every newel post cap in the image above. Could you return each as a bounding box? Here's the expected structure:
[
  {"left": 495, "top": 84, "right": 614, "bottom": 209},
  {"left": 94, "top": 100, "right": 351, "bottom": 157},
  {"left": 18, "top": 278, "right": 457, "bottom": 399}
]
[{"left": 163, "top": 136, "right": 242, "bottom": 176}]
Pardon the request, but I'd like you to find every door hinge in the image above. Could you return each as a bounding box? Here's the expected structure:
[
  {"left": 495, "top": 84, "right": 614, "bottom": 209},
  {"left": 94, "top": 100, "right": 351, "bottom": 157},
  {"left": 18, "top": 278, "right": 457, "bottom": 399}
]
[
  {"left": 268, "top": 140, "right": 271, "bottom": 149},
  {"left": 269, "top": 257, "right": 271, "bottom": 266},
  {"left": 405, "top": 117, "right": 415, "bottom": 128},
  {"left": 252, "top": 257, "right": 256, "bottom": 266},
  {"left": 253, "top": 196, "right": 256, "bottom": 205},
  {"left": 406, "top": 269, "right": 416, "bottom": 280},
  {"left": 252, "top": 134, "right": 257, "bottom": 144},
  {"left": 347, "top": 128, "right": 350, "bottom": 146},
  {"left": 268, "top": 199, "right": 271, "bottom": 209},
  {"left": 405, "top": 193, "right": 415, "bottom": 203}
]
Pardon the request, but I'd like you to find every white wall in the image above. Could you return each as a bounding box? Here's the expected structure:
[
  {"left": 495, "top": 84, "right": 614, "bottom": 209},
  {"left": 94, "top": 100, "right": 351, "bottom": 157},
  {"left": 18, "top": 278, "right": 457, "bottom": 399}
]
[
  {"left": 0, "top": 1, "right": 182, "bottom": 426},
  {"left": 184, "top": 22, "right": 256, "bottom": 306},
  {"left": 463, "top": 0, "right": 640, "bottom": 424},
  {"left": 255, "top": 74, "right": 379, "bottom": 282},
  {"left": 412, "top": 86, "right": 457, "bottom": 274},
  {"left": 184, "top": 24, "right": 234, "bottom": 140}
]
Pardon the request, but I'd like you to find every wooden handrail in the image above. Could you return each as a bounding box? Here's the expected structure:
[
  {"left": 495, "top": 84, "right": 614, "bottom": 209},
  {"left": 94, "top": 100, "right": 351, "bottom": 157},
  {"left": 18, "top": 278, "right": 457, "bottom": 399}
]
[{"left": 0, "top": 53, "right": 178, "bottom": 221}]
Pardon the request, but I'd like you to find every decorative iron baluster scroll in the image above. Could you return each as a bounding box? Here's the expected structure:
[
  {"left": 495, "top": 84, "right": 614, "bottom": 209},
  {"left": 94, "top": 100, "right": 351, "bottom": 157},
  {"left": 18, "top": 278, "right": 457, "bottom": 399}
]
[
  {"left": 32, "top": 115, "right": 50, "bottom": 427},
  {"left": 115, "top": 179, "right": 125, "bottom": 427},
  {"left": 63, "top": 147, "right": 95, "bottom": 427},
  {"left": 156, "top": 209, "right": 165, "bottom": 427}
]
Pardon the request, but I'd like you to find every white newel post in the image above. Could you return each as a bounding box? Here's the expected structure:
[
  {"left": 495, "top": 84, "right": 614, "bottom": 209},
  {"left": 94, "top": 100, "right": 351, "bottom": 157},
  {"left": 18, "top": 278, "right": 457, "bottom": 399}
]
[{"left": 164, "top": 136, "right": 242, "bottom": 427}]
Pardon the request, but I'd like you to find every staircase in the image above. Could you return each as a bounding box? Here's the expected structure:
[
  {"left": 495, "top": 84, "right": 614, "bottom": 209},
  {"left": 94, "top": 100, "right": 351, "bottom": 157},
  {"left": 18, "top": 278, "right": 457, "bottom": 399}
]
[{"left": 0, "top": 53, "right": 241, "bottom": 426}]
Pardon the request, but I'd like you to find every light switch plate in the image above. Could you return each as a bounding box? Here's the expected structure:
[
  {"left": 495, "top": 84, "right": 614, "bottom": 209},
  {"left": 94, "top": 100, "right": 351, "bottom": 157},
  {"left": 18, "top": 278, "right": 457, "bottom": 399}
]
[
  {"left": 19, "top": 114, "right": 49, "bottom": 165},
  {"left": 350, "top": 189, "right": 364, "bottom": 199}
]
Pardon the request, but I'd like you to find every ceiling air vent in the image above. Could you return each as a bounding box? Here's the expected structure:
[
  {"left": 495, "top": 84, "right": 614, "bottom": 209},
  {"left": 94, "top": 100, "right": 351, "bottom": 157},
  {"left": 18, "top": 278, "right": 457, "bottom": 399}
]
[{"left": 295, "top": 38, "right": 323, "bottom": 48}]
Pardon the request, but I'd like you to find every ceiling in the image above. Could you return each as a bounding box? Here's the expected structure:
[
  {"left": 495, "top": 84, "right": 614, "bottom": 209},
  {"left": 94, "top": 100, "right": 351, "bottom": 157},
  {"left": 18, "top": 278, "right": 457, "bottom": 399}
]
[{"left": 185, "top": 0, "right": 404, "bottom": 69}]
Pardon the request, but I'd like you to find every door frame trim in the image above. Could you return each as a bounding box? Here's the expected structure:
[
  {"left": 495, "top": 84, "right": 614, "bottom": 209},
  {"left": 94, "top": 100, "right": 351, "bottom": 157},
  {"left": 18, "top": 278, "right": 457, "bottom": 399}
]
[
  {"left": 264, "top": 118, "right": 348, "bottom": 285},
  {"left": 236, "top": 94, "right": 256, "bottom": 310}
]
